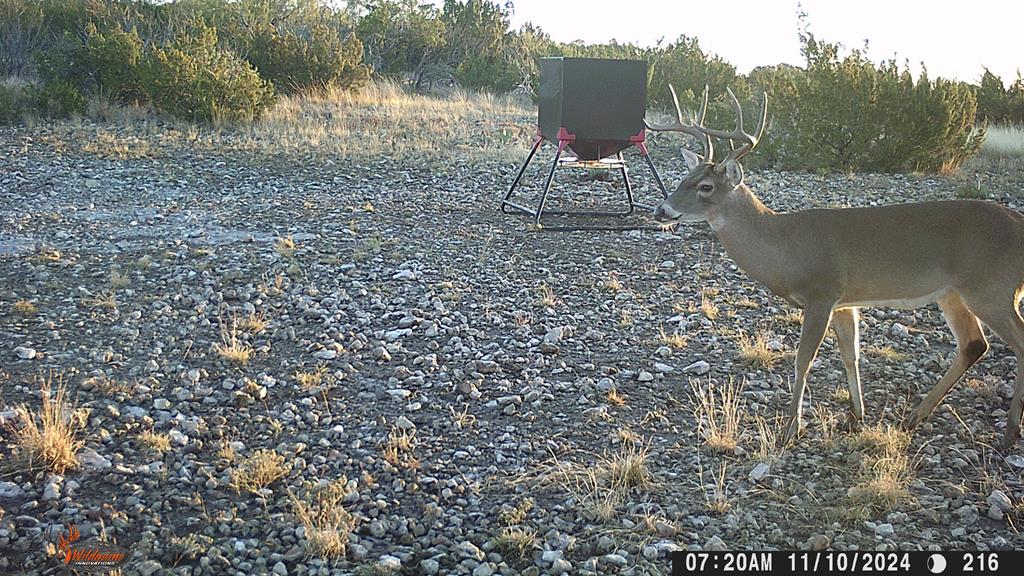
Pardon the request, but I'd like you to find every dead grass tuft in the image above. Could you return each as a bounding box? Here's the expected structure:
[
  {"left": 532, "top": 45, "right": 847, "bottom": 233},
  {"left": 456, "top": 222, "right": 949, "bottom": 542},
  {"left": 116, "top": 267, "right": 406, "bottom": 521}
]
[
  {"left": 494, "top": 526, "right": 537, "bottom": 560},
  {"left": 8, "top": 376, "right": 83, "bottom": 474},
  {"left": 214, "top": 319, "right": 253, "bottom": 366},
  {"left": 289, "top": 478, "right": 356, "bottom": 558},
  {"left": 381, "top": 426, "right": 419, "bottom": 471},
  {"left": 690, "top": 377, "right": 744, "bottom": 452},
  {"left": 737, "top": 332, "right": 784, "bottom": 369},
  {"left": 12, "top": 300, "right": 37, "bottom": 317},
  {"left": 294, "top": 365, "right": 329, "bottom": 389},
  {"left": 231, "top": 449, "right": 290, "bottom": 494},
  {"left": 138, "top": 430, "right": 171, "bottom": 453},
  {"left": 658, "top": 325, "right": 687, "bottom": 349}
]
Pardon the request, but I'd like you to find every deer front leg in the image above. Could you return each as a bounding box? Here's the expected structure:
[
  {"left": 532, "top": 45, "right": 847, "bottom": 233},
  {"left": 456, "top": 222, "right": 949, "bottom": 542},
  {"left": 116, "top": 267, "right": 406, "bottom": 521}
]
[
  {"left": 832, "top": 307, "right": 864, "bottom": 428},
  {"left": 784, "top": 303, "right": 834, "bottom": 444}
]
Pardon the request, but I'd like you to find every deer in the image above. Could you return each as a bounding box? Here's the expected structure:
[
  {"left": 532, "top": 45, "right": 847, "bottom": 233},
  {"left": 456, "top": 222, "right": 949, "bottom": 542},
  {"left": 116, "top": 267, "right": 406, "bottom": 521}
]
[{"left": 646, "top": 85, "right": 1024, "bottom": 448}]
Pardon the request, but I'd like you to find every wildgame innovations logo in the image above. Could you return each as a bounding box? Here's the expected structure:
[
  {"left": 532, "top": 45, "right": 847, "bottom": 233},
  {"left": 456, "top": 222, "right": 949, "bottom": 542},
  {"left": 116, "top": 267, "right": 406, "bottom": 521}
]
[{"left": 55, "top": 524, "right": 131, "bottom": 572}]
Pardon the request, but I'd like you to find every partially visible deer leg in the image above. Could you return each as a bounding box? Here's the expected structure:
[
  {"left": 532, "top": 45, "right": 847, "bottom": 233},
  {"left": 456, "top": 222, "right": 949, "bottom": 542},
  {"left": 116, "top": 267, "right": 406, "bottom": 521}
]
[
  {"left": 784, "top": 303, "right": 834, "bottom": 444},
  {"left": 906, "top": 292, "right": 987, "bottom": 431},
  {"left": 832, "top": 307, "right": 864, "bottom": 427},
  {"left": 958, "top": 290, "right": 1024, "bottom": 447}
]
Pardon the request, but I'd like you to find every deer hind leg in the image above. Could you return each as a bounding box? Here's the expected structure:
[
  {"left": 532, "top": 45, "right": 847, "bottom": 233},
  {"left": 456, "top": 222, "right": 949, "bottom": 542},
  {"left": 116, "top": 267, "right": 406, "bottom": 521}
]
[
  {"left": 784, "top": 303, "right": 834, "bottom": 444},
  {"left": 832, "top": 307, "right": 864, "bottom": 426},
  {"left": 959, "top": 288, "right": 1024, "bottom": 448},
  {"left": 906, "top": 292, "right": 987, "bottom": 431}
]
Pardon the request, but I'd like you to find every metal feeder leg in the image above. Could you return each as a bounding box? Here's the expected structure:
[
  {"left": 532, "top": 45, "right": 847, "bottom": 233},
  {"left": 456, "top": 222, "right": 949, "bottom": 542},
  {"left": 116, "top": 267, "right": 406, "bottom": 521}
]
[
  {"left": 534, "top": 146, "right": 564, "bottom": 226},
  {"left": 618, "top": 152, "right": 636, "bottom": 216},
  {"left": 500, "top": 136, "right": 544, "bottom": 215}
]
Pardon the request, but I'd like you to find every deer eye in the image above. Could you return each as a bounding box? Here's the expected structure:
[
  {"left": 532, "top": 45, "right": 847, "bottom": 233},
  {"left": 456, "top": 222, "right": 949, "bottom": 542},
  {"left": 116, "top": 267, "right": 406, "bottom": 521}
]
[{"left": 698, "top": 183, "right": 714, "bottom": 193}]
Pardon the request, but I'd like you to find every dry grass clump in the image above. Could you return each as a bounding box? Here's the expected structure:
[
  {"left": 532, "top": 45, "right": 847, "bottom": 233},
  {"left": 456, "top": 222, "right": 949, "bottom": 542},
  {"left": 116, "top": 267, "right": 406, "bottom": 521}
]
[
  {"left": 231, "top": 449, "right": 290, "bottom": 494},
  {"left": 237, "top": 311, "right": 268, "bottom": 333},
  {"left": 138, "top": 431, "right": 171, "bottom": 453},
  {"left": 690, "top": 377, "right": 744, "bottom": 452},
  {"left": 736, "top": 332, "right": 784, "bottom": 369},
  {"left": 698, "top": 460, "right": 731, "bottom": 515},
  {"left": 602, "top": 272, "right": 623, "bottom": 292},
  {"left": 8, "top": 376, "right": 83, "bottom": 474},
  {"left": 605, "top": 388, "right": 627, "bottom": 406},
  {"left": 83, "top": 292, "right": 118, "bottom": 311},
  {"left": 845, "top": 423, "right": 915, "bottom": 510},
  {"left": 275, "top": 236, "right": 297, "bottom": 258},
  {"left": 535, "top": 283, "right": 557, "bottom": 308},
  {"left": 550, "top": 441, "right": 652, "bottom": 521},
  {"left": 863, "top": 345, "right": 908, "bottom": 362},
  {"left": 11, "top": 300, "right": 37, "bottom": 317},
  {"left": 214, "top": 321, "right": 253, "bottom": 366},
  {"left": 289, "top": 478, "right": 356, "bottom": 558},
  {"left": 494, "top": 527, "right": 538, "bottom": 560},
  {"left": 294, "top": 365, "right": 329, "bottom": 389},
  {"left": 658, "top": 326, "right": 687, "bottom": 349},
  {"left": 109, "top": 269, "right": 130, "bottom": 289},
  {"left": 380, "top": 426, "right": 419, "bottom": 471}
]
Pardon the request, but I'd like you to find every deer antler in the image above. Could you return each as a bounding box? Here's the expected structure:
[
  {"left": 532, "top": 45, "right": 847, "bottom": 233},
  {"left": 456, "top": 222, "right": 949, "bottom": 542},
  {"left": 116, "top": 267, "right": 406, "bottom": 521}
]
[
  {"left": 695, "top": 87, "right": 768, "bottom": 170},
  {"left": 645, "top": 84, "right": 714, "bottom": 162}
]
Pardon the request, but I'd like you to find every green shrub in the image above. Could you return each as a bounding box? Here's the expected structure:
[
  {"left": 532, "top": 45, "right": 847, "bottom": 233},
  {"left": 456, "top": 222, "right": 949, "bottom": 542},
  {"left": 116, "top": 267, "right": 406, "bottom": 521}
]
[
  {"left": 246, "top": 24, "right": 369, "bottom": 94},
  {"left": 779, "top": 36, "right": 983, "bottom": 173},
  {"left": 81, "top": 22, "right": 143, "bottom": 100},
  {"left": 26, "top": 79, "right": 85, "bottom": 118},
  {"left": 454, "top": 54, "right": 519, "bottom": 93},
  {"left": 0, "top": 82, "right": 29, "bottom": 123},
  {"left": 139, "top": 24, "right": 275, "bottom": 122}
]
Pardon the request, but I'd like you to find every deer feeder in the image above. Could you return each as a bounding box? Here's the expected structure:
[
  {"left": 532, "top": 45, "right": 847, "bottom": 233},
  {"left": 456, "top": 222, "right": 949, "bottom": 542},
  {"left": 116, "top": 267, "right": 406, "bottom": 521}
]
[{"left": 501, "top": 57, "right": 668, "bottom": 229}]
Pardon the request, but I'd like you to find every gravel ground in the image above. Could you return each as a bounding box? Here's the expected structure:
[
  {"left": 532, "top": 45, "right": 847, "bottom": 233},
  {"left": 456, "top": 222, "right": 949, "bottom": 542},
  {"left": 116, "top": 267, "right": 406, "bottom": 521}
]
[{"left": 2, "top": 120, "right": 1024, "bottom": 576}]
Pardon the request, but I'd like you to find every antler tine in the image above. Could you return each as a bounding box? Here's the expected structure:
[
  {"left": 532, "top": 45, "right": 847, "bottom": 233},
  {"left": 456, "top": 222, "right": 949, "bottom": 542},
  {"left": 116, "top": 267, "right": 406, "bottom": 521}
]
[
  {"left": 644, "top": 84, "right": 714, "bottom": 161},
  {"left": 696, "top": 88, "right": 768, "bottom": 164}
]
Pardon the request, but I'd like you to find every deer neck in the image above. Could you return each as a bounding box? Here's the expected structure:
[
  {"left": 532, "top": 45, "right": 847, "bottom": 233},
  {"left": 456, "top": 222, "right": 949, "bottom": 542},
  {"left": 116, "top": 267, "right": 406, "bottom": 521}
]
[{"left": 707, "top": 185, "right": 786, "bottom": 288}]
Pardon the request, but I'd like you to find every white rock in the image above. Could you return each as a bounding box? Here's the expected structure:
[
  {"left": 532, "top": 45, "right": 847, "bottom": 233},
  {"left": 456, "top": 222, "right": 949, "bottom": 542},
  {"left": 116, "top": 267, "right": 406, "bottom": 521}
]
[
  {"left": 766, "top": 339, "right": 785, "bottom": 352},
  {"left": 551, "top": 557, "right": 572, "bottom": 573},
  {"left": 1006, "top": 454, "right": 1024, "bottom": 468},
  {"left": 396, "top": 416, "right": 416, "bottom": 430},
  {"left": 385, "top": 329, "right": 412, "bottom": 342},
  {"left": 14, "top": 346, "right": 36, "bottom": 360},
  {"left": 890, "top": 323, "right": 910, "bottom": 338},
  {"left": 420, "top": 558, "right": 440, "bottom": 575},
  {"left": 749, "top": 462, "right": 770, "bottom": 482},
  {"left": 312, "top": 349, "right": 337, "bottom": 360},
  {"left": 168, "top": 430, "right": 188, "bottom": 446},
  {"left": 455, "top": 541, "right": 485, "bottom": 561},
  {"left": 392, "top": 270, "right": 417, "bottom": 281},
  {"left": 378, "top": 555, "right": 402, "bottom": 570},
  {"left": 987, "top": 489, "right": 1013, "bottom": 513},
  {"left": 653, "top": 362, "right": 674, "bottom": 373},
  {"left": 874, "top": 523, "right": 895, "bottom": 537},
  {"left": 682, "top": 360, "right": 711, "bottom": 375},
  {"left": 153, "top": 398, "right": 171, "bottom": 410},
  {"left": 472, "top": 564, "right": 494, "bottom": 576},
  {"left": 77, "top": 448, "right": 112, "bottom": 471},
  {"left": 0, "top": 481, "right": 24, "bottom": 499},
  {"left": 637, "top": 371, "right": 655, "bottom": 382}
]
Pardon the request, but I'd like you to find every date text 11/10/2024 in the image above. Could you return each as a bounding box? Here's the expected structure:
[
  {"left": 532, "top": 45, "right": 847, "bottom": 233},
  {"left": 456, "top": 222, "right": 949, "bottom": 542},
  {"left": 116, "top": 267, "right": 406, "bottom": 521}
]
[{"left": 671, "top": 551, "right": 1019, "bottom": 576}]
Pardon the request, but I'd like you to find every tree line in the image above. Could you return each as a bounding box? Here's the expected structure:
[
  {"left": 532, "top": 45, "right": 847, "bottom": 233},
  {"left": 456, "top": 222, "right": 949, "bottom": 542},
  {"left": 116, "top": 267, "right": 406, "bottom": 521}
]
[{"left": 1, "top": 0, "right": 1021, "bottom": 172}]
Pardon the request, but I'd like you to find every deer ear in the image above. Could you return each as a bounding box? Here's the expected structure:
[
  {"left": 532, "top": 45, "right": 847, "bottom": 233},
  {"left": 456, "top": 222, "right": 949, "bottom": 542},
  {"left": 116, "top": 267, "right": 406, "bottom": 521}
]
[
  {"left": 722, "top": 159, "right": 744, "bottom": 188},
  {"left": 680, "top": 148, "right": 702, "bottom": 171}
]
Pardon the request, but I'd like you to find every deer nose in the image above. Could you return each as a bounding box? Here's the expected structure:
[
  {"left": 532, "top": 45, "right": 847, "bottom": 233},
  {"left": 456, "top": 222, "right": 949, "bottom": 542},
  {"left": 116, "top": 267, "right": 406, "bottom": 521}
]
[{"left": 653, "top": 203, "right": 675, "bottom": 222}]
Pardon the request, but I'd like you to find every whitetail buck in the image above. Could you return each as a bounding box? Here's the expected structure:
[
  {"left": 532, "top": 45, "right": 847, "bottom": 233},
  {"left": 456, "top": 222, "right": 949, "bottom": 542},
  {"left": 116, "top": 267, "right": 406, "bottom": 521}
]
[{"left": 647, "top": 85, "right": 1024, "bottom": 447}]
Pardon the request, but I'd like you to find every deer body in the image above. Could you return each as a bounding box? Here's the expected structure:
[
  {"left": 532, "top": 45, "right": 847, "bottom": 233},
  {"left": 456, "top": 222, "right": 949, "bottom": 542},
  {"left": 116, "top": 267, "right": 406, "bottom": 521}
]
[{"left": 648, "top": 86, "right": 1024, "bottom": 447}]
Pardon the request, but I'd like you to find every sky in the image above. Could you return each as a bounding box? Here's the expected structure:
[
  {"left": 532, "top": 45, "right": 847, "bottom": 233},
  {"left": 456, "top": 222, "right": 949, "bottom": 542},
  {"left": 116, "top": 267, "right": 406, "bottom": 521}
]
[{"left": 500, "top": 0, "right": 1023, "bottom": 84}]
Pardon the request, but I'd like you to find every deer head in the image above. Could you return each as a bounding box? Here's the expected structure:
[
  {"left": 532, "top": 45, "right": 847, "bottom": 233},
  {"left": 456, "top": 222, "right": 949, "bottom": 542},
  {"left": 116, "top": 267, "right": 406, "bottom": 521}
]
[{"left": 646, "top": 85, "right": 767, "bottom": 225}]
